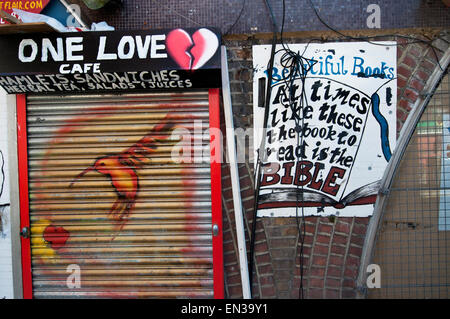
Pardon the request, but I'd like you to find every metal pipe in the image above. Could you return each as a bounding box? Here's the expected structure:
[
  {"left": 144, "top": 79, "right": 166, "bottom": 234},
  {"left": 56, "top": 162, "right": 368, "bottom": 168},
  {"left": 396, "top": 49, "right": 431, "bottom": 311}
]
[
  {"left": 221, "top": 45, "right": 252, "bottom": 299},
  {"left": 356, "top": 46, "right": 450, "bottom": 298},
  {"left": 58, "top": 0, "right": 88, "bottom": 29}
]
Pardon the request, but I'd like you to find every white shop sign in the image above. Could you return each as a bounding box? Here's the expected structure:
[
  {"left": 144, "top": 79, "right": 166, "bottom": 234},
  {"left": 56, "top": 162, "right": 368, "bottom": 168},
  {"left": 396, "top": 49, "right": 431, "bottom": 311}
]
[{"left": 253, "top": 42, "right": 397, "bottom": 217}]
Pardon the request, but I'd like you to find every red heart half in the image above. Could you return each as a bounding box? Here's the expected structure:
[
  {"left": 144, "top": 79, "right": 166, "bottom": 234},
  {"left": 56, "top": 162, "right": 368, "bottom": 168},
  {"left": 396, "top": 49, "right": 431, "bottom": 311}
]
[
  {"left": 166, "top": 28, "right": 218, "bottom": 70},
  {"left": 166, "top": 29, "right": 193, "bottom": 70}
]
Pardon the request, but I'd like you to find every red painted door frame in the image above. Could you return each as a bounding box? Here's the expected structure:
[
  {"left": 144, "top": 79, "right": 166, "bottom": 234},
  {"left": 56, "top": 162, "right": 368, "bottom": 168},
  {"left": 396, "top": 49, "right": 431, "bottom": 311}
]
[
  {"left": 208, "top": 88, "right": 224, "bottom": 299},
  {"left": 16, "top": 94, "right": 33, "bottom": 299},
  {"left": 17, "top": 90, "right": 224, "bottom": 299}
]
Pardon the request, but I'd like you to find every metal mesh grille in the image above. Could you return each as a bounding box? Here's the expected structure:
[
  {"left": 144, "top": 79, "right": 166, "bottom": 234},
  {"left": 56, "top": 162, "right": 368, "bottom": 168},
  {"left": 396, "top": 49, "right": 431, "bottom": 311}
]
[
  {"left": 26, "top": 92, "right": 214, "bottom": 298},
  {"left": 369, "top": 72, "right": 450, "bottom": 298}
]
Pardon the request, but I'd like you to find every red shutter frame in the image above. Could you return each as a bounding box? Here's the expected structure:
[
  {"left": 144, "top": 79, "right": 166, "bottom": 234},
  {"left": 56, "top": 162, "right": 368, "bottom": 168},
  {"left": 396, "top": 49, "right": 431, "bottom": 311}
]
[
  {"left": 17, "top": 94, "right": 33, "bottom": 299},
  {"left": 209, "top": 88, "right": 224, "bottom": 299},
  {"left": 17, "top": 90, "right": 224, "bottom": 299}
]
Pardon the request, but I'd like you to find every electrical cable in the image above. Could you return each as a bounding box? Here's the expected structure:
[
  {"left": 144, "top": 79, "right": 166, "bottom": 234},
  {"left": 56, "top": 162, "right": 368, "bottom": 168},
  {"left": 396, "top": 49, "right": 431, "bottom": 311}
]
[
  {"left": 277, "top": 0, "right": 317, "bottom": 299},
  {"left": 248, "top": 0, "right": 278, "bottom": 293},
  {"left": 248, "top": 0, "right": 447, "bottom": 299},
  {"left": 249, "top": 0, "right": 316, "bottom": 299},
  {"left": 224, "top": 0, "right": 247, "bottom": 36},
  {"left": 307, "top": 0, "right": 445, "bottom": 70}
]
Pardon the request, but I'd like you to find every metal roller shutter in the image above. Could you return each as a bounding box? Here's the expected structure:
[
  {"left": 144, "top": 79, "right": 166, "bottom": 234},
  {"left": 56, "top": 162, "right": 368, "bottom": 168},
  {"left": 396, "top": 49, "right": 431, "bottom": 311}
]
[{"left": 24, "top": 91, "right": 216, "bottom": 298}]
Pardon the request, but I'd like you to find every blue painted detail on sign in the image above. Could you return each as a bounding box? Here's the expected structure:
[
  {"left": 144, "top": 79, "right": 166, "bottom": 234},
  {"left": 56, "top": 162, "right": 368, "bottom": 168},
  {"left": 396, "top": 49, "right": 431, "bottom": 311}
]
[{"left": 371, "top": 92, "right": 392, "bottom": 161}]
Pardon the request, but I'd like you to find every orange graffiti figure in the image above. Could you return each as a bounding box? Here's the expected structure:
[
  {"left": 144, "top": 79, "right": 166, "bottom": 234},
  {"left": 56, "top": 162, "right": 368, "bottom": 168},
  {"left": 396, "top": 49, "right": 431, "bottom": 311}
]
[{"left": 70, "top": 118, "right": 176, "bottom": 223}]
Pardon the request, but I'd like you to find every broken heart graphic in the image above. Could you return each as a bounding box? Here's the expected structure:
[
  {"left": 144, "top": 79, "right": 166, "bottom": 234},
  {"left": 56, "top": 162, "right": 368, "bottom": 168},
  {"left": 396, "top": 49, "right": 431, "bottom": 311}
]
[{"left": 166, "top": 28, "right": 219, "bottom": 70}]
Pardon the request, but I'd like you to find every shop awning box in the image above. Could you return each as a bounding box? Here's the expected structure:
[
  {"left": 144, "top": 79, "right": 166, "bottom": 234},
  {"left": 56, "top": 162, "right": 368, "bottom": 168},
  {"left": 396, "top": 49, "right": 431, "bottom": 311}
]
[{"left": 0, "top": 27, "right": 221, "bottom": 94}]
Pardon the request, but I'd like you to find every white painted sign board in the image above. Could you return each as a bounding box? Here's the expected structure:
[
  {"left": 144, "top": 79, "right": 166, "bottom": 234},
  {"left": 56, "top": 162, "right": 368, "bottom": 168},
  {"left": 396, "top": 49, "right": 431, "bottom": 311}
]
[{"left": 253, "top": 42, "right": 397, "bottom": 217}]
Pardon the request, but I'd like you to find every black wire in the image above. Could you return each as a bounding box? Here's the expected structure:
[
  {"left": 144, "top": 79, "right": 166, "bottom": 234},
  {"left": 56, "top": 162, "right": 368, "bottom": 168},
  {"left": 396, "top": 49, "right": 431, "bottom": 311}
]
[
  {"left": 307, "top": 0, "right": 445, "bottom": 70},
  {"left": 249, "top": 0, "right": 446, "bottom": 299},
  {"left": 223, "top": 0, "right": 247, "bottom": 36},
  {"left": 279, "top": 0, "right": 315, "bottom": 299},
  {"left": 248, "top": 0, "right": 279, "bottom": 294},
  {"left": 264, "top": 0, "right": 278, "bottom": 31},
  {"left": 249, "top": 0, "right": 315, "bottom": 299}
]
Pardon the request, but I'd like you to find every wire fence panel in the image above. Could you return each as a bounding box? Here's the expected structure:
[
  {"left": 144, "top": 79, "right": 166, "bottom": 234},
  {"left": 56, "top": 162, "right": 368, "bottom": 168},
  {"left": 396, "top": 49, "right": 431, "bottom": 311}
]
[{"left": 369, "top": 72, "right": 449, "bottom": 299}]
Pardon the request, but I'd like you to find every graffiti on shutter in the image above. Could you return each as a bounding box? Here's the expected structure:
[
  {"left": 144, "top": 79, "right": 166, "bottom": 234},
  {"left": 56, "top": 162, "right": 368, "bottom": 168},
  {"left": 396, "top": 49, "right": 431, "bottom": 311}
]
[{"left": 27, "top": 92, "right": 214, "bottom": 298}]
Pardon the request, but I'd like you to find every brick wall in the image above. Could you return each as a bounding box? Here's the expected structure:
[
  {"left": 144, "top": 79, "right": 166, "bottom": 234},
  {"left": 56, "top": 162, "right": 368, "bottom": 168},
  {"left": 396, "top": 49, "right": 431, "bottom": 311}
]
[{"left": 220, "top": 30, "right": 449, "bottom": 299}]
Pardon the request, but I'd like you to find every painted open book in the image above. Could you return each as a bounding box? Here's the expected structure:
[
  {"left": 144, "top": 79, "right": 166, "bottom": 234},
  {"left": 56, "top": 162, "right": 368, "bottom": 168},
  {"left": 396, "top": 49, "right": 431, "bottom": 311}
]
[{"left": 253, "top": 42, "right": 397, "bottom": 217}]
